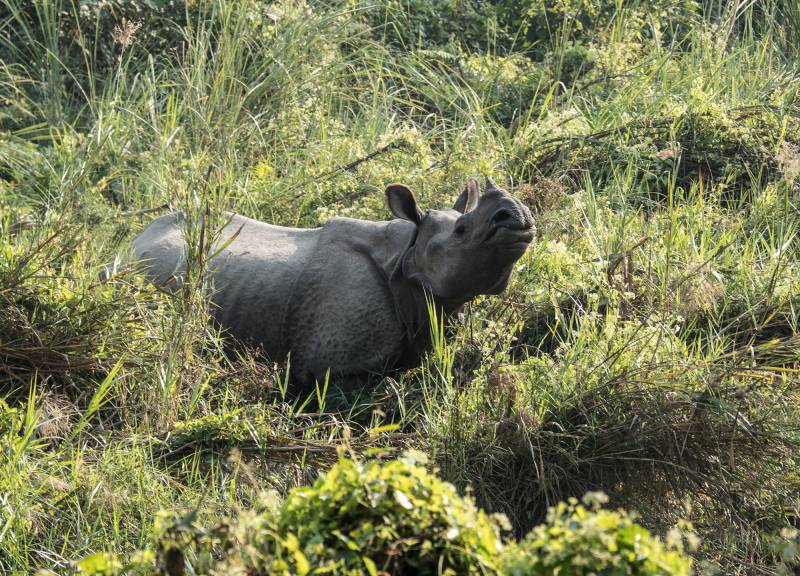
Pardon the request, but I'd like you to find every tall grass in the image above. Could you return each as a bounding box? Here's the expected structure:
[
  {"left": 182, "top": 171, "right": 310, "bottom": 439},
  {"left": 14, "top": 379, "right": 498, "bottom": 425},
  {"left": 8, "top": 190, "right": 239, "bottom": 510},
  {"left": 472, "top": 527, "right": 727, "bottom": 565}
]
[{"left": 0, "top": 0, "right": 798, "bottom": 573}]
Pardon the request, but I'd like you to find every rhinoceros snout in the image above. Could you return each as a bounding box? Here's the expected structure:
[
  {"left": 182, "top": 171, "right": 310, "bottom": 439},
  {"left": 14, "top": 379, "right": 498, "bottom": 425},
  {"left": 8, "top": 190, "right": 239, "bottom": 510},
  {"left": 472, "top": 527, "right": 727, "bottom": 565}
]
[{"left": 489, "top": 200, "right": 533, "bottom": 231}]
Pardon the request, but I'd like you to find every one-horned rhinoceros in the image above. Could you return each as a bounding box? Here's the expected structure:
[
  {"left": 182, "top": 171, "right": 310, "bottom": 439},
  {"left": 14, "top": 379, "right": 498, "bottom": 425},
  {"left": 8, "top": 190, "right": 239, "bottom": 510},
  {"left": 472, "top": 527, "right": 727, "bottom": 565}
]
[{"left": 129, "top": 177, "right": 534, "bottom": 386}]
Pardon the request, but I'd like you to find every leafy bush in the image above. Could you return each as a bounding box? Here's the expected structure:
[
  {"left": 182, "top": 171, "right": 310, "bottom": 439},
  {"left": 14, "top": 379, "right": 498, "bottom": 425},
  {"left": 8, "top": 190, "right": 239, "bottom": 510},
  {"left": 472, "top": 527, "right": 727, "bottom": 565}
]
[
  {"left": 77, "top": 455, "right": 695, "bottom": 575},
  {"left": 0, "top": 134, "right": 48, "bottom": 206},
  {"left": 275, "top": 453, "right": 506, "bottom": 574},
  {"left": 0, "top": 0, "right": 193, "bottom": 70},
  {"left": 512, "top": 49, "right": 800, "bottom": 201},
  {"left": 506, "top": 0, "right": 701, "bottom": 53},
  {"left": 502, "top": 493, "right": 693, "bottom": 575},
  {"left": 460, "top": 53, "right": 544, "bottom": 126},
  {"left": 493, "top": 0, "right": 608, "bottom": 56},
  {"left": 772, "top": 527, "right": 800, "bottom": 574},
  {"left": 77, "top": 454, "right": 508, "bottom": 574}
]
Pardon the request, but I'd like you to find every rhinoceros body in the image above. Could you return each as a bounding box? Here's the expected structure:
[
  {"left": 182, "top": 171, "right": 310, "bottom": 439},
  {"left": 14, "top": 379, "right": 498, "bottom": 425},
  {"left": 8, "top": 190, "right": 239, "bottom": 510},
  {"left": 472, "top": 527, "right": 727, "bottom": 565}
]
[
  {"left": 133, "top": 212, "right": 422, "bottom": 381},
  {"left": 129, "top": 178, "right": 534, "bottom": 386}
]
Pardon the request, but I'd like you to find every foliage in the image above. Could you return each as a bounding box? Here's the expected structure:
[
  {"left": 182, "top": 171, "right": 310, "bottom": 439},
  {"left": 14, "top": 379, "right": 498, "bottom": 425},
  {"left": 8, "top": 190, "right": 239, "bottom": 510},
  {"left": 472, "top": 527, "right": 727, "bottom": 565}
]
[
  {"left": 0, "top": 0, "right": 798, "bottom": 574},
  {"left": 76, "top": 456, "right": 694, "bottom": 576},
  {"left": 356, "top": 0, "right": 506, "bottom": 53},
  {"left": 771, "top": 527, "right": 800, "bottom": 575},
  {"left": 274, "top": 453, "right": 505, "bottom": 574},
  {"left": 459, "top": 53, "right": 544, "bottom": 126},
  {"left": 502, "top": 493, "right": 693, "bottom": 575},
  {"left": 0, "top": 223, "right": 159, "bottom": 404},
  {"left": 355, "top": 0, "right": 704, "bottom": 57}
]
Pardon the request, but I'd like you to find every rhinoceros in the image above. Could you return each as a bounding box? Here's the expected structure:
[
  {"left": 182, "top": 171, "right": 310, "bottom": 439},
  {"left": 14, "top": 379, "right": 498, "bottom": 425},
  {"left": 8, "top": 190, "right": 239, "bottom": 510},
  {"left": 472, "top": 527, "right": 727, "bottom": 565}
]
[{"left": 128, "top": 177, "right": 534, "bottom": 386}]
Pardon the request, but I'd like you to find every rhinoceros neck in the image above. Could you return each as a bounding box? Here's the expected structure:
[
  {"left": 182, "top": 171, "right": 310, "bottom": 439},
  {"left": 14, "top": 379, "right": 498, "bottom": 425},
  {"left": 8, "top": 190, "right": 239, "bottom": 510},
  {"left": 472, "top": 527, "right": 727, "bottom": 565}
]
[
  {"left": 387, "top": 266, "right": 467, "bottom": 369},
  {"left": 320, "top": 217, "right": 466, "bottom": 370},
  {"left": 400, "top": 243, "right": 468, "bottom": 311},
  {"left": 390, "top": 232, "right": 468, "bottom": 367}
]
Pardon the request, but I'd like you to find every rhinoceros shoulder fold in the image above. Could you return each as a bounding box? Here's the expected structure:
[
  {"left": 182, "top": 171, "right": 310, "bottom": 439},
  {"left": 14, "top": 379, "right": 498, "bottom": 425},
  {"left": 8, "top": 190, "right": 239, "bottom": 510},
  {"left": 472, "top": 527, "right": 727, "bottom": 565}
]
[{"left": 282, "top": 217, "right": 421, "bottom": 382}]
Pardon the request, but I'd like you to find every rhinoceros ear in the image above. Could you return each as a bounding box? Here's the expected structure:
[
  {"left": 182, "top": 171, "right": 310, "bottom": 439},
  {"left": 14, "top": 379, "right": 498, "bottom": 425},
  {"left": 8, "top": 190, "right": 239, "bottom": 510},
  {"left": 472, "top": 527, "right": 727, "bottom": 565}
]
[
  {"left": 386, "top": 183, "right": 423, "bottom": 225},
  {"left": 453, "top": 177, "right": 480, "bottom": 214}
]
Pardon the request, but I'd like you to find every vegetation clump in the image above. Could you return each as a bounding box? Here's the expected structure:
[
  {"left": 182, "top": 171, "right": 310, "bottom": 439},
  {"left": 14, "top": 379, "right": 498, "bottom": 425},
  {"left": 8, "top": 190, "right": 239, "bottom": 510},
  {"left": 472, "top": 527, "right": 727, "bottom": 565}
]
[
  {"left": 274, "top": 453, "right": 505, "bottom": 574},
  {"left": 1, "top": 0, "right": 798, "bottom": 574},
  {"left": 76, "top": 455, "right": 693, "bottom": 576},
  {"left": 503, "top": 494, "right": 693, "bottom": 576}
]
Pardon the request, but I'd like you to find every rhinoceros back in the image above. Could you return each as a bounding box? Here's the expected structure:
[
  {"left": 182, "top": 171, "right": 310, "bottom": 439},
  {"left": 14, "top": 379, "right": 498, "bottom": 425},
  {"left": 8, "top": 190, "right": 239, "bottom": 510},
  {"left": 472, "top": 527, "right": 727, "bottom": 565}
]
[
  {"left": 131, "top": 212, "right": 320, "bottom": 358},
  {"left": 130, "top": 212, "right": 190, "bottom": 289}
]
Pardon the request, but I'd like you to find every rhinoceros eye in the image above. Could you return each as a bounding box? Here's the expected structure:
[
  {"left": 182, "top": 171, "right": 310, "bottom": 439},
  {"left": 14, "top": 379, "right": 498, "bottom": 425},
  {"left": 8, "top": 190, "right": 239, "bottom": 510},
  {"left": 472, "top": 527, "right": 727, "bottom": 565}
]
[{"left": 454, "top": 223, "right": 466, "bottom": 236}]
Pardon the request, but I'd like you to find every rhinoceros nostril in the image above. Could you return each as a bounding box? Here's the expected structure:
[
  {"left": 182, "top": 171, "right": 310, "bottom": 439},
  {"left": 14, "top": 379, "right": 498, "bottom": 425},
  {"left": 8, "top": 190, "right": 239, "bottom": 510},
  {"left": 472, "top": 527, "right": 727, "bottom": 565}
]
[
  {"left": 491, "top": 208, "right": 528, "bottom": 229},
  {"left": 492, "top": 209, "right": 513, "bottom": 224}
]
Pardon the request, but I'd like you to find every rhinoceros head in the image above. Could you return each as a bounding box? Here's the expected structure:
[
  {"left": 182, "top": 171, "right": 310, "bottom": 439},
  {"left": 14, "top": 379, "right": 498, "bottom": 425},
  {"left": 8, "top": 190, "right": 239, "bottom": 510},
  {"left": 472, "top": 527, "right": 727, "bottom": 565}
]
[{"left": 386, "top": 177, "right": 534, "bottom": 301}]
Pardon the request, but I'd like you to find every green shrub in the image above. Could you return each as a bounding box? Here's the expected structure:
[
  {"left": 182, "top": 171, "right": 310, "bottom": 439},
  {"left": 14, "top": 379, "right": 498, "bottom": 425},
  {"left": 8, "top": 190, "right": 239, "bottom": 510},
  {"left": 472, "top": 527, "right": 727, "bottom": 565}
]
[
  {"left": 502, "top": 494, "right": 693, "bottom": 575},
  {"left": 0, "top": 0, "right": 200, "bottom": 72},
  {"left": 771, "top": 527, "right": 800, "bottom": 574},
  {"left": 84, "top": 454, "right": 508, "bottom": 574},
  {"left": 354, "top": 0, "right": 701, "bottom": 56},
  {"left": 513, "top": 60, "right": 800, "bottom": 201},
  {"left": 78, "top": 456, "right": 698, "bottom": 575},
  {"left": 0, "top": 0, "right": 190, "bottom": 125},
  {"left": 494, "top": 0, "right": 702, "bottom": 56},
  {"left": 0, "top": 134, "right": 48, "bottom": 206},
  {"left": 275, "top": 452, "right": 506, "bottom": 574}
]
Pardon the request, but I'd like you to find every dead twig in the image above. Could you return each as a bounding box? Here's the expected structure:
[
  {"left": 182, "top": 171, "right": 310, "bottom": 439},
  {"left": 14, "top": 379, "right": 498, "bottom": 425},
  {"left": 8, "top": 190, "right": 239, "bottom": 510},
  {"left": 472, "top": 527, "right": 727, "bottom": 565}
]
[
  {"left": 6, "top": 219, "right": 33, "bottom": 236},
  {"left": 291, "top": 140, "right": 407, "bottom": 200},
  {"left": 118, "top": 203, "right": 171, "bottom": 218}
]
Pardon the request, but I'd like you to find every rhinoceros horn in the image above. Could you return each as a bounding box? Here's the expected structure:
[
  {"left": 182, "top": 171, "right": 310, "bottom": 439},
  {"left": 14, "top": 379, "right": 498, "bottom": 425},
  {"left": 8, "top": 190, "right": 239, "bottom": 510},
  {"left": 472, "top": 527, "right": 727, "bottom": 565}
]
[{"left": 484, "top": 176, "right": 500, "bottom": 191}]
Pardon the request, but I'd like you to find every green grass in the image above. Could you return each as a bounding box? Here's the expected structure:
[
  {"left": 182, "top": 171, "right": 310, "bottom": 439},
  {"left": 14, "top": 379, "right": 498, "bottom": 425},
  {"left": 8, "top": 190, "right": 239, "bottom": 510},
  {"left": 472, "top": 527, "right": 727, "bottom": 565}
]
[{"left": 0, "top": 0, "right": 798, "bottom": 573}]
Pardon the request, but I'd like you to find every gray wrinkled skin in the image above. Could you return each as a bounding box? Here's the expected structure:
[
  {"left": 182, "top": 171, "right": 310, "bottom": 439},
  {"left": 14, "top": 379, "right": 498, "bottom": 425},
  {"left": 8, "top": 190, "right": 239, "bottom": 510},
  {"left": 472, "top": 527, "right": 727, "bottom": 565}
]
[{"left": 129, "top": 177, "right": 534, "bottom": 387}]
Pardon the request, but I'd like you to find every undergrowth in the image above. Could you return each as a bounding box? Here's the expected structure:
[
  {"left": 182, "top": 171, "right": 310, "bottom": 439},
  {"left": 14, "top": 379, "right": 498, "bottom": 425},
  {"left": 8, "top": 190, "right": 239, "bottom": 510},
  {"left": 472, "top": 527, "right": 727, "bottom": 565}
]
[{"left": 0, "top": 0, "right": 798, "bottom": 574}]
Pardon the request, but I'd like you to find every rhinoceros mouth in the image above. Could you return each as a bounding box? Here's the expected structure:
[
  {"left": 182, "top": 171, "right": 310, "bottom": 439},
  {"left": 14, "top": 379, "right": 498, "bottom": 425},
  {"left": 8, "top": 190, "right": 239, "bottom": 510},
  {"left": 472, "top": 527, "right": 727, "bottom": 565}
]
[{"left": 485, "top": 226, "right": 534, "bottom": 251}]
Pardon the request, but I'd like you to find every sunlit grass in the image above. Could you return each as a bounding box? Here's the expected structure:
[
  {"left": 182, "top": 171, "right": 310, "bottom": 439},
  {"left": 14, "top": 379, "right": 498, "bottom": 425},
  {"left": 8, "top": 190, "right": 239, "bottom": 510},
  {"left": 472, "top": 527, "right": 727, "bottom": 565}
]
[{"left": 0, "top": 0, "right": 798, "bottom": 573}]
